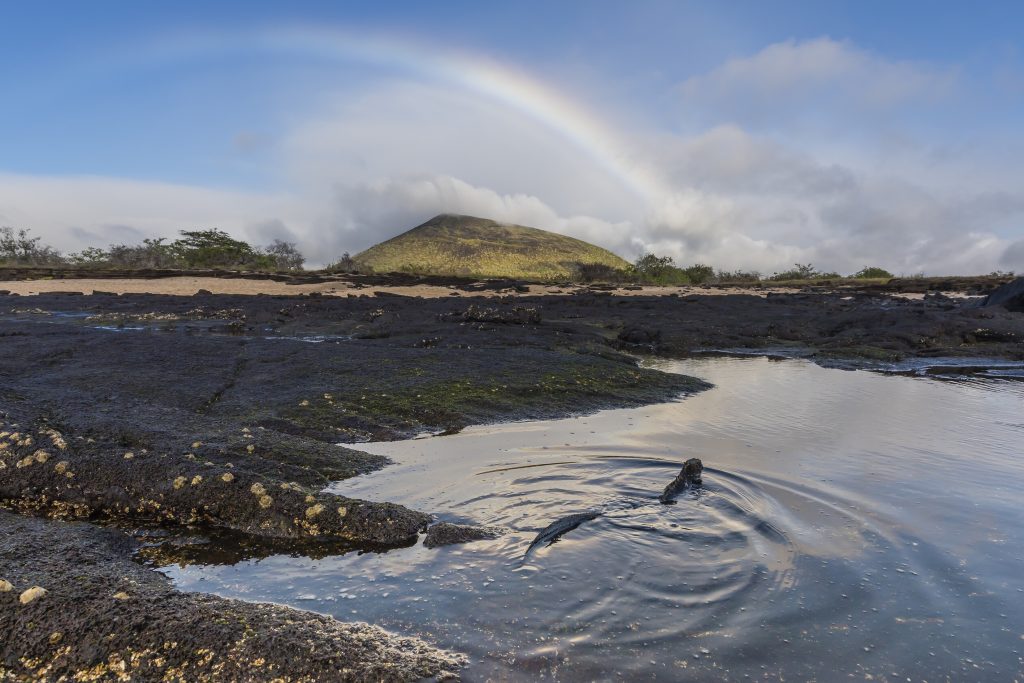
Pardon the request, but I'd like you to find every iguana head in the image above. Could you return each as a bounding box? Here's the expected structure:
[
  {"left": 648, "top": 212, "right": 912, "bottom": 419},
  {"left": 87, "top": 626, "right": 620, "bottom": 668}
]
[{"left": 682, "top": 458, "right": 703, "bottom": 485}]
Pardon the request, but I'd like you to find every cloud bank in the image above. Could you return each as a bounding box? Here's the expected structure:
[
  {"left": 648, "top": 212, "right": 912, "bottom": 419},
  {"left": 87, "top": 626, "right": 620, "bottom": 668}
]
[{"left": 1, "top": 36, "right": 1022, "bottom": 275}]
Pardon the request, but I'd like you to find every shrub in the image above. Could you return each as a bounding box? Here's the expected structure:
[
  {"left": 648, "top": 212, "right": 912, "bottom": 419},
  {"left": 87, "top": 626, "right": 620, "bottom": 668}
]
[
  {"left": 572, "top": 262, "right": 630, "bottom": 283},
  {"left": 768, "top": 263, "right": 839, "bottom": 281},
  {"left": 680, "top": 263, "right": 714, "bottom": 284},
  {"left": 714, "top": 269, "right": 761, "bottom": 283},
  {"left": 171, "top": 229, "right": 263, "bottom": 269},
  {"left": 107, "top": 238, "right": 179, "bottom": 268},
  {"left": 264, "top": 239, "right": 305, "bottom": 271},
  {"left": 324, "top": 253, "right": 368, "bottom": 274},
  {"left": 0, "top": 227, "right": 64, "bottom": 266},
  {"left": 67, "top": 247, "right": 110, "bottom": 266},
  {"left": 850, "top": 266, "right": 894, "bottom": 279},
  {"left": 632, "top": 253, "right": 690, "bottom": 285}
]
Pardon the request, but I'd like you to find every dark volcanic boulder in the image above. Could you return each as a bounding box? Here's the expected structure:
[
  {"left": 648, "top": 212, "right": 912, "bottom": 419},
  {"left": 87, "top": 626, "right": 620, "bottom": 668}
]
[
  {"left": 982, "top": 277, "right": 1024, "bottom": 312},
  {"left": 423, "top": 522, "right": 504, "bottom": 548}
]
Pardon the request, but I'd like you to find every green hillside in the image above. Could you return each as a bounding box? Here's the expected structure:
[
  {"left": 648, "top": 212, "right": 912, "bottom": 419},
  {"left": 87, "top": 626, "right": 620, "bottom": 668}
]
[{"left": 352, "top": 214, "right": 630, "bottom": 280}]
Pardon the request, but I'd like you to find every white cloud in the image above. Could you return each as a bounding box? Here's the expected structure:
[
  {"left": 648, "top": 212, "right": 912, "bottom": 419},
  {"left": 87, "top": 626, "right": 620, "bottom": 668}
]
[
  {"left": 1001, "top": 239, "right": 1024, "bottom": 272},
  {"left": 280, "top": 81, "right": 639, "bottom": 220},
  {"left": 679, "top": 37, "right": 958, "bottom": 118},
  {"left": 0, "top": 173, "right": 308, "bottom": 254},
  {"left": 638, "top": 126, "right": 1024, "bottom": 275}
]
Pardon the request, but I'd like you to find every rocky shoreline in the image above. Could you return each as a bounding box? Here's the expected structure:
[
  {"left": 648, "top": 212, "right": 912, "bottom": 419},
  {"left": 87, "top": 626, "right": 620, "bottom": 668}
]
[{"left": 1, "top": 279, "right": 1022, "bottom": 680}]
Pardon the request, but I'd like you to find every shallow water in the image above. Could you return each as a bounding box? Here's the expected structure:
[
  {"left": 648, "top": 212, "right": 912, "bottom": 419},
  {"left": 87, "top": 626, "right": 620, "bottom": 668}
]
[{"left": 163, "top": 357, "right": 1024, "bottom": 680}]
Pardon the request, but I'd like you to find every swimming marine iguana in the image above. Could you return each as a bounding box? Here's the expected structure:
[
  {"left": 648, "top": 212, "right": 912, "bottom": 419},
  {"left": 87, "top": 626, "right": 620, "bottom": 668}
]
[
  {"left": 523, "top": 511, "right": 603, "bottom": 559},
  {"left": 658, "top": 458, "right": 703, "bottom": 504},
  {"left": 522, "top": 458, "right": 706, "bottom": 560}
]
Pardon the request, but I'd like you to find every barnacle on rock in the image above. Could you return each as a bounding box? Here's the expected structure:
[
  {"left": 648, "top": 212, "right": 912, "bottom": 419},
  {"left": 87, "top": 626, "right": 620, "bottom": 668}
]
[{"left": 19, "top": 586, "right": 47, "bottom": 604}]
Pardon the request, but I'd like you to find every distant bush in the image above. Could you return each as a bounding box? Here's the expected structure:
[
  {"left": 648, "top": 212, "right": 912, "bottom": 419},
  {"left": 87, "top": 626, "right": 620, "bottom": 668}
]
[
  {"left": 572, "top": 262, "right": 630, "bottom": 283},
  {"left": 714, "top": 269, "right": 761, "bottom": 283},
  {"left": 263, "top": 239, "right": 305, "bottom": 271},
  {"left": 170, "top": 229, "right": 261, "bottom": 269},
  {"left": 850, "top": 266, "right": 894, "bottom": 279},
  {"left": 680, "top": 263, "right": 714, "bottom": 284},
  {"left": 769, "top": 263, "right": 840, "bottom": 281},
  {"left": 0, "top": 227, "right": 64, "bottom": 266},
  {"left": 324, "top": 253, "right": 369, "bottom": 274},
  {"left": 632, "top": 253, "right": 690, "bottom": 285}
]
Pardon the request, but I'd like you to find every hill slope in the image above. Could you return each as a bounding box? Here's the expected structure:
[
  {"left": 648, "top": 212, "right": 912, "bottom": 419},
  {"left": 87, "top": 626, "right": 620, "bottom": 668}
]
[{"left": 352, "top": 214, "right": 629, "bottom": 280}]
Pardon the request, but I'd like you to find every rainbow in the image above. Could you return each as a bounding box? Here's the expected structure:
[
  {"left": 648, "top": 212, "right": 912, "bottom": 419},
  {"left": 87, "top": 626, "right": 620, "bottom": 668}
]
[{"left": 153, "top": 26, "right": 673, "bottom": 203}]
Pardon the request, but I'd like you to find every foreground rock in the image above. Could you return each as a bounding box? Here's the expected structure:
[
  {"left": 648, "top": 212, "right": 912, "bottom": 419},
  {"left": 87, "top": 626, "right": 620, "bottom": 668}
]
[
  {"left": 1, "top": 286, "right": 1021, "bottom": 677},
  {"left": 0, "top": 511, "right": 464, "bottom": 681},
  {"left": 0, "top": 412, "right": 430, "bottom": 545}
]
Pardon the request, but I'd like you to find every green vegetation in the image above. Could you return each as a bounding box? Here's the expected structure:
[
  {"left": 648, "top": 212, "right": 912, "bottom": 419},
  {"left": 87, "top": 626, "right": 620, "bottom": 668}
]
[
  {"left": 629, "top": 254, "right": 741, "bottom": 285},
  {"left": 284, "top": 360, "right": 707, "bottom": 439},
  {"left": 0, "top": 227, "right": 64, "bottom": 266},
  {"left": 767, "top": 263, "right": 841, "bottom": 281},
  {"left": 1, "top": 227, "right": 304, "bottom": 271},
  {"left": 350, "top": 214, "right": 630, "bottom": 280},
  {"left": 851, "top": 266, "right": 895, "bottom": 279}
]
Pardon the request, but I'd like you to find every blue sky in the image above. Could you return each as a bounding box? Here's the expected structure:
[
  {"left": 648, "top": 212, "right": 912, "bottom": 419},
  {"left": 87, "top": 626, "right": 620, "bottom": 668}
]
[{"left": 2, "top": 1, "right": 1023, "bottom": 272}]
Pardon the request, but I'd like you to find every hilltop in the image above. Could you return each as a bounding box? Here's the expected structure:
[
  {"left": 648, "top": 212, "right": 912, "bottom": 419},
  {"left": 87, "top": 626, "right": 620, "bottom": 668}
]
[{"left": 351, "top": 214, "right": 630, "bottom": 280}]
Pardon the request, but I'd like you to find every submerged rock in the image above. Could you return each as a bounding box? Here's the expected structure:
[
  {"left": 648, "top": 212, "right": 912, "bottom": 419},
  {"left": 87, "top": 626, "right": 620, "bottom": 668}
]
[{"left": 423, "top": 522, "right": 504, "bottom": 548}]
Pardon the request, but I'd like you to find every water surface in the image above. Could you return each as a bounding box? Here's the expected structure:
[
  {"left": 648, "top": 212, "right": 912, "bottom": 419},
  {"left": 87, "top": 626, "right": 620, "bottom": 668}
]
[{"left": 162, "top": 357, "right": 1024, "bottom": 680}]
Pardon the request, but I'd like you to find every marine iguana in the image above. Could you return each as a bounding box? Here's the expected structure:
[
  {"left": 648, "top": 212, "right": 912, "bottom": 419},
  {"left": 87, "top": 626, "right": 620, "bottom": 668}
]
[
  {"left": 523, "top": 510, "right": 603, "bottom": 559},
  {"left": 658, "top": 457, "right": 703, "bottom": 504},
  {"left": 522, "top": 457, "right": 706, "bottom": 560}
]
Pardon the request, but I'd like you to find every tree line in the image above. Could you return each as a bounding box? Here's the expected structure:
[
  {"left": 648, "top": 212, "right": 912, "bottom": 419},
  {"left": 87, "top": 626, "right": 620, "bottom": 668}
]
[
  {"left": 0, "top": 227, "right": 304, "bottom": 271},
  {"left": 575, "top": 254, "right": 897, "bottom": 285}
]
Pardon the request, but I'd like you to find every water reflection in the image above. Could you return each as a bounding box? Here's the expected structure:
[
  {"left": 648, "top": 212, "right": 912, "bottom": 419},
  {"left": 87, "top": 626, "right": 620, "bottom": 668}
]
[{"left": 161, "top": 357, "right": 1024, "bottom": 680}]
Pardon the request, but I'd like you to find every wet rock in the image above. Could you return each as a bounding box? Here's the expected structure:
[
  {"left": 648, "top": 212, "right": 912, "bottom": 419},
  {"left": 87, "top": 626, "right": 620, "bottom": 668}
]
[
  {"left": 442, "top": 304, "right": 541, "bottom": 325},
  {"left": 0, "top": 511, "right": 466, "bottom": 681},
  {"left": 423, "top": 522, "right": 504, "bottom": 548},
  {"left": 981, "top": 277, "right": 1024, "bottom": 312}
]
